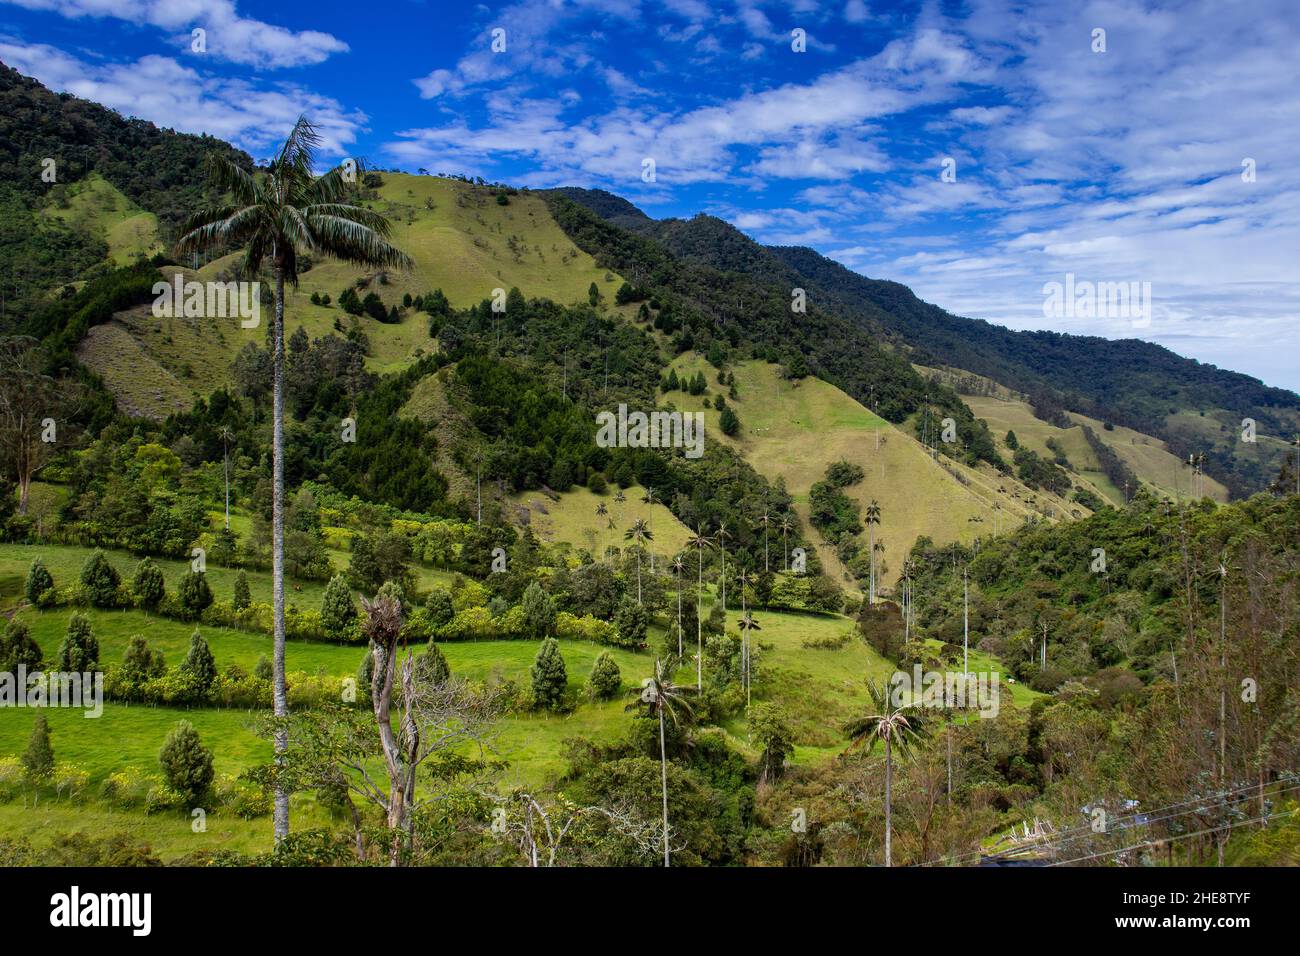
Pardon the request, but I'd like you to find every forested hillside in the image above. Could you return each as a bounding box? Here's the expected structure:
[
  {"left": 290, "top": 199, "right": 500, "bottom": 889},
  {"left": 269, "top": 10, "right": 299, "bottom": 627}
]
[
  {"left": 0, "top": 63, "right": 251, "bottom": 309},
  {"left": 552, "top": 188, "right": 1300, "bottom": 499}
]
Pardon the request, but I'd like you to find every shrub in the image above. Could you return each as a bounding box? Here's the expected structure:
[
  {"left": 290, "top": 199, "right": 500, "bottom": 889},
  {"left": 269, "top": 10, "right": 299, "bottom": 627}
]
[
  {"left": 79, "top": 550, "right": 121, "bottom": 608},
  {"left": 424, "top": 587, "right": 454, "bottom": 627},
  {"left": 53, "top": 764, "right": 90, "bottom": 802},
  {"left": 613, "top": 598, "right": 649, "bottom": 647},
  {"left": 159, "top": 721, "right": 214, "bottom": 806},
  {"left": 530, "top": 637, "right": 567, "bottom": 711},
  {"left": 177, "top": 570, "right": 214, "bottom": 620},
  {"left": 181, "top": 630, "right": 217, "bottom": 696},
  {"left": 99, "top": 768, "right": 151, "bottom": 809},
  {"left": 57, "top": 613, "right": 99, "bottom": 672},
  {"left": 320, "top": 573, "right": 357, "bottom": 639},
  {"left": 2, "top": 619, "right": 42, "bottom": 671},
  {"left": 521, "top": 581, "right": 556, "bottom": 639},
  {"left": 132, "top": 557, "right": 166, "bottom": 610},
  {"left": 554, "top": 611, "right": 622, "bottom": 647},
  {"left": 232, "top": 571, "right": 251, "bottom": 611},
  {"left": 0, "top": 756, "right": 23, "bottom": 799},
  {"left": 414, "top": 641, "right": 451, "bottom": 686},
  {"left": 24, "top": 558, "right": 53, "bottom": 606},
  {"left": 1030, "top": 665, "right": 1070, "bottom": 693},
  {"left": 23, "top": 714, "right": 54, "bottom": 780},
  {"left": 588, "top": 651, "right": 621, "bottom": 700}
]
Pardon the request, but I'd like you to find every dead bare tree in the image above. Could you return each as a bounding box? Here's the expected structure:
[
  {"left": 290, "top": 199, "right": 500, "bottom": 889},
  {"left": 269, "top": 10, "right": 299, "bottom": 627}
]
[
  {"left": 490, "top": 790, "right": 662, "bottom": 867},
  {"left": 353, "top": 589, "right": 504, "bottom": 864}
]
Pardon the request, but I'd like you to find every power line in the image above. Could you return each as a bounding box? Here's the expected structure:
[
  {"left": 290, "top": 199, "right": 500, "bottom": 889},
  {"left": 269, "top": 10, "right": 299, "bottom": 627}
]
[
  {"left": 1047, "top": 806, "right": 1300, "bottom": 867},
  {"left": 921, "top": 777, "right": 1300, "bottom": 867}
]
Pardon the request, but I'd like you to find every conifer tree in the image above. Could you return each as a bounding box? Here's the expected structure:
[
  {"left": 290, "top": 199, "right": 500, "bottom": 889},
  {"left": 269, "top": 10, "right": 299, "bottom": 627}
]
[{"left": 531, "top": 637, "right": 567, "bottom": 710}]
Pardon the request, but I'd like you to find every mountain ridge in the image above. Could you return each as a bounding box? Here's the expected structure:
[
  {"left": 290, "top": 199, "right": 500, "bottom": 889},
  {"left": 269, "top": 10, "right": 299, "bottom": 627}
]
[{"left": 548, "top": 186, "right": 1300, "bottom": 498}]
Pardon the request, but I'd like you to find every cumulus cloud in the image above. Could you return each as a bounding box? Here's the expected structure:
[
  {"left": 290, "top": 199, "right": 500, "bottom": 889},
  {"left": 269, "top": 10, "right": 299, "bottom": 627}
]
[
  {"left": 0, "top": 39, "right": 365, "bottom": 156},
  {"left": 0, "top": 0, "right": 348, "bottom": 68}
]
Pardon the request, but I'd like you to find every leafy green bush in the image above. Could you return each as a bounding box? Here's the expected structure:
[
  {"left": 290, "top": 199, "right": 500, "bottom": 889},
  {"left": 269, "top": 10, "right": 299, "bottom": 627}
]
[
  {"left": 24, "top": 558, "right": 53, "bottom": 605},
  {"left": 530, "top": 637, "right": 567, "bottom": 711},
  {"left": 22, "top": 714, "right": 54, "bottom": 781},
  {"left": 176, "top": 570, "right": 214, "bottom": 620},
  {"left": 131, "top": 557, "right": 166, "bottom": 609},
  {"left": 181, "top": 629, "right": 217, "bottom": 696},
  {"left": 320, "top": 573, "right": 357, "bottom": 639},
  {"left": 588, "top": 651, "right": 621, "bottom": 700},
  {"left": 158, "top": 720, "right": 214, "bottom": 806},
  {"left": 57, "top": 613, "right": 99, "bottom": 672},
  {"left": 78, "top": 550, "right": 121, "bottom": 608}
]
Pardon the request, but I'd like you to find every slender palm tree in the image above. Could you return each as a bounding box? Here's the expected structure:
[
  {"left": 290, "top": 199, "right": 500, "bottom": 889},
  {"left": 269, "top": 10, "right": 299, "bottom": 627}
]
[
  {"left": 217, "top": 424, "right": 235, "bottom": 530},
  {"left": 672, "top": 555, "right": 686, "bottom": 656},
  {"left": 641, "top": 487, "right": 658, "bottom": 572},
  {"left": 844, "top": 679, "right": 922, "bottom": 867},
  {"left": 780, "top": 513, "right": 793, "bottom": 571},
  {"left": 865, "top": 500, "right": 882, "bottom": 604},
  {"left": 738, "top": 608, "right": 761, "bottom": 708},
  {"left": 760, "top": 511, "right": 771, "bottom": 572},
  {"left": 595, "top": 501, "right": 609, "bottom": 564},
  {"left": 714, "top": 521, "right": 732, "bottom": 611},
  {"left": 624, "top": 518, "right": 653, "bottom": 604},
  {"left": 686, "top": 526, "right": 713, "bottom": 687},
  {"left": 626, "top": 657, "right": 696, "bottom": 866},
  {"left": 178, "top": 116, "right": 411, "bottom": 841}
]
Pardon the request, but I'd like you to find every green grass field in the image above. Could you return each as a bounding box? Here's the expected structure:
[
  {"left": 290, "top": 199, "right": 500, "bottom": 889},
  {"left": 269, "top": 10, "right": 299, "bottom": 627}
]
[
  {"left": 510, "top": 483, "right": 694, "bottom": 560},
  {"left": 40, "top": 173, "right": 161, "bottom": 265},
  {"left": 670, "top": 357, "right": 1068, "bottom": 593},
  {"left": 73, "top": 173, "right": 632, "bottom": 418},
  {"left": 959, "top": 391, "right": 1230, "bottom": 505},
  {"left": 0, "top": 531, "right": 1042, "bottom": 859},
  {"left": 0, "top": 542, "right": 329, "bottom": 613}
]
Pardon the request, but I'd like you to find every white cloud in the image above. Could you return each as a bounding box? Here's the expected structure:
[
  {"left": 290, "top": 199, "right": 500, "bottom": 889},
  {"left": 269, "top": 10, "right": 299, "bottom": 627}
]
[
  {"left": 0, "top": 0, "right": 348, "bottom": 68},
  {"left": 0, "top": 40, "right": 365, "bottom": 156}
]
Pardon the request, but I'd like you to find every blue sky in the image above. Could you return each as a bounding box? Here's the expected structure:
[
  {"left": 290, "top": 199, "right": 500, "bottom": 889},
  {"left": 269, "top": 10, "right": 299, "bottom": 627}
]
[{"left": 3, "top": 0, "right": 1298, "bottom": 391}]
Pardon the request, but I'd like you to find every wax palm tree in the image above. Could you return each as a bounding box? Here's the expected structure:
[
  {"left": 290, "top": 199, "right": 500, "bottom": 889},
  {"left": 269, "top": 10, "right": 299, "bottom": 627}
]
[
  {"left": 177, "top": 116, "right": 411, "bottom": 841},
  {"left": 714, "top": 521, "right": 732, "bottom": 611},
  {"left": 760, "top": 511, "right": 771, "bottom": 572},
  {"left": 624, "top": 518, "right": 653, "bottom": 604},
  {"left": 780, "top": 513, "right": 793, "bottom": 571},
  {"left": 626, "top": 656, "right": 696, "bottom": 866},
  {"left": 865, "top": 500, "right": 882, "bottom": 604},
  {"left": 738, "top": 608, "right": 761, "bottom": 708},
  {"left": 641, "top": 487, "right": 658, "bottom": 572},
  {"left": 595, "top": 501, "right": 609, "bottom": 564},
  {"left": 686, "top": 526, "right": 713, "bottom": 687},
  {"left": 672, "top": 555, "right": 686, "bottom": 656},
  {"left": 217, "top": 424, "right": 235, "bottom": 531},
  {"left": 844, "top": 679, "right": 923, "bottom": 867}
]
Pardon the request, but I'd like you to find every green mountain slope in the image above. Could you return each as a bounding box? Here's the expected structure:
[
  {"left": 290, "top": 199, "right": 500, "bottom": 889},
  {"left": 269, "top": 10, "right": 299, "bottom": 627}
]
[{"left": 551, "top": 187, "right": 1299, "bottom": 499}]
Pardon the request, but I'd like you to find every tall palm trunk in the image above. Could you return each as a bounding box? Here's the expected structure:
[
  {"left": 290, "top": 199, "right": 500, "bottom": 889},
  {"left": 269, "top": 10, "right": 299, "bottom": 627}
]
[
  {"left": 696, "top": 546, "right": 703, "bottom": 687},
  {"left": 271, "top": 262, "right": 289, "bottom": 841},
  {"left": 676, "top": 570, "right": 683, "bottom": 656},
  {"left": 636, "top": 551, "right": 643, "bottom": 604},
  {"left": 884, "top": 734, "right": 892, "bottom": 867},
  {"left": 868, "top": 523, "right": 876, "bottom": 604},
  {"left": 659, "top": 707, "right": 670, "bottom": 867},
  {"left": 223, "top": 451, "right": 230, "bottom": 529}
]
